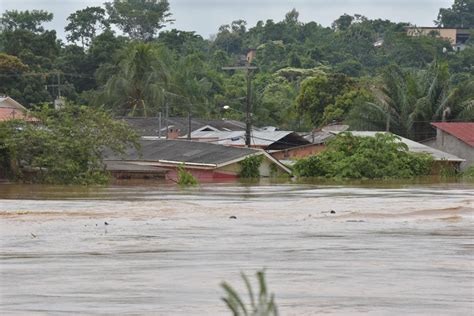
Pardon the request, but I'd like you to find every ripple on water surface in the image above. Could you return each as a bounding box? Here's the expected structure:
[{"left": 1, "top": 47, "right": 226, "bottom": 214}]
[{"left": 0, "top": 182, "right": 473, "bottom": 315}]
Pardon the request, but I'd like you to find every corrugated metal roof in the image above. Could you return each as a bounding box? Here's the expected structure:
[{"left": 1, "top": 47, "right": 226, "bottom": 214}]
[
  {"left": 105, "top": 139, "right": 261, "bottom": 166},
  {"left": 431, "top": 122, "right": 474, "bottom": 147},
  {"left": 118, "top": 117, "right": 249, "bottom": 136},
  {"left": 336, "top": 131, "right": 465, "bottom": 162},
  {"left": 302, "top": 131, "right": 335, "bottom": 144},
  {"left": 105, "top": 161, "right": 168, "bottom": 173},
  {"left": 189, "top": 130, "right": 309, "bottom": 148}
]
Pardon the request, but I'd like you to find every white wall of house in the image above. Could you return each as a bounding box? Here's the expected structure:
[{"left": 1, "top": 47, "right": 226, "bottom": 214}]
[
  {"left": 0, "top": 97, "right": 26, "bottom": 110},
  {"left": 432, "top": 130, "right": 473, "bottom": 171}
]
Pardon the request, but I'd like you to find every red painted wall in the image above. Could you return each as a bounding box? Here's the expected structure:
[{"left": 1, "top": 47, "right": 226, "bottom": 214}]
[
  {"left": 271, "top": 144, "right": 326, "bottom": 160},
  {"left": 166, "top": 168, "right": 238, "bottom": 182}
]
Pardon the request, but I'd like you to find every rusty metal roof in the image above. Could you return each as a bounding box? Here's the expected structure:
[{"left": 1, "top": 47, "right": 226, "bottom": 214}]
[
  {"left": 105, "top": 139, "right": 259, "bottom": 166},
  {"left": 188, "top": 130, "right": 310, "bottom": 149},
  {"left": 0, "top": 108, "right": 37, "bottom": 122},
  {"left": 431, "top": 122, "right": 474, "bottom": 147}
]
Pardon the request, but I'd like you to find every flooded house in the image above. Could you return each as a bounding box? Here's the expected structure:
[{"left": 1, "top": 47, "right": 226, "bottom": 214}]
[
  {"left": 187, "top": 130, "right": 310, "bottom": 150},
  {"left": 423, "top": 122, "right": 474, "bottom": 171},
  {"left": 270, "top": 130, "right": 465, "bottom": 172},
  {"left": 119, "top": 116, "right": 249, "bottom": 139},
  {"left": 104, "top": 139, "right": 291, "bottom": 181},
  {"left": 334, "top": 131, "right": 466, "bottom": 172},
  {"left": 271, "top": 124, "right": 350, "bottom": 164}
]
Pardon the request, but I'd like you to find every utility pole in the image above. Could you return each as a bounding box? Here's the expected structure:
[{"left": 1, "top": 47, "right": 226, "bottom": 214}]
[
  {"left": 222, "top": 65, "right": 257, "bottom": 147},
  {"left": 162, "top": 89, "right": 169, "bottom": 139},
  {"left": 45, "top": 71, "right": 66, "bottom": 109},
  {"left": 158, "top": 111, "right": 162, "bottom": 138},
  {"left": 187, "top": 110, "right": 192, "bottom": 140}
]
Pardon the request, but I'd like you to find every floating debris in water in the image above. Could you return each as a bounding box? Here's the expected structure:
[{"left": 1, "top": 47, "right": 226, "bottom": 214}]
[{"left": 229, "top": 216, "right": 237, "bottom": 219}]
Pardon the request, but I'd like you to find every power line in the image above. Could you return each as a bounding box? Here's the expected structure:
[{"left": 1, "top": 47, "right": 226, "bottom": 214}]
[{"left": 222, "top": 65, "right": 258, "bottom": 147}]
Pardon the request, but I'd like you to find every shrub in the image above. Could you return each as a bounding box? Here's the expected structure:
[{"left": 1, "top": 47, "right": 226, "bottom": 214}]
[
  {"left": 177, "top": 164, "right": 198, "bottom": 186},
  {"left": 293, "top": 132, "right": 433, "bottom": 179},
  {"left": 462, "top": 165, "right": 474, "bottom": 179},
  {"left": 239, "top": 155, "right": 264, "bottom": 178}
]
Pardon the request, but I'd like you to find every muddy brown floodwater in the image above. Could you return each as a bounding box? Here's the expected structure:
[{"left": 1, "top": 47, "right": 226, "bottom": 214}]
[{"left": 0, "top": 181, "right": 473, "bottom": 315}]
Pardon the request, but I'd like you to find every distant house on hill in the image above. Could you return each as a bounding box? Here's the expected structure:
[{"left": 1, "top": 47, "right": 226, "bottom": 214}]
[
  {"left": 406, "top": 26, "right": 471, "bottom": 51},
  {"left": 423, "top": 122, "right": 474, "bottom": 171},
  {"left": 104, "top": 139, "right": 291, "bottom": 181},
  {"left": 0, "top": 96, "right": 37, "bottom": 122}
]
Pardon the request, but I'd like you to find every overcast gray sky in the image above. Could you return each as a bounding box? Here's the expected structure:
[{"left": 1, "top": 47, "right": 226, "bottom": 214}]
[{"left": 1, "top": 0, "right": 454, "bottom": 39}]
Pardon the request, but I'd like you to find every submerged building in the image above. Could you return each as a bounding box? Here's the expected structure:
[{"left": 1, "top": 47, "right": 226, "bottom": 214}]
[{"left": 104, "top": 139, "right": 291, "bottom": 181}]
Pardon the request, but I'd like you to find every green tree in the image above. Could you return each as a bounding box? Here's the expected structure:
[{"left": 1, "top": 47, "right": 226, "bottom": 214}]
[
  {"left": 0, "top": 10, "right": 53, "bottom": 33},
  {"left": 347, "top": 65, "right": 415, "bottom": 137},
  {"left": 347, "top": 62, "right": 474, "bottom": 140},
  {"left": 158, "top": 29, "right": 206, "bottom": 55},
  {"left": 0, "top": 105, "right": 139, "bottom": 184},
  {"left": 295, "top": 72, "right": 362, "bottom": 126},
  {"left": 436, "top": 0, "right": 474, "bottom": 28},
  {"left": 65, "top": 7, "right": 109, "bottom": 48},
  {"left": 96, "top": 43, "right": 169, "bottom": 116},
  {"left": 0, "top": 9, "right": 60, "bottom": 106},
  {"left": 213, "top": 20, "right": 247, "bottom": 55},
  {"left": 293, "top": 132, "right": 433, "bottom": 179},
  {"left": 169, "top": 53, "right": 214, "bottom": 117},
  {"left": 0, "top": 53, "right": 28, "bottom": 73},
  {"left": 105, "top": 0, "right": 173, "bottom": 41},
  {"left": 332, "top": 14, "right": 354, "bottom": 31}
]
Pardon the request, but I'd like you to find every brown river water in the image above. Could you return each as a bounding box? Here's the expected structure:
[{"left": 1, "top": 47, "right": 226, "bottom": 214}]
[{"left": 0, "top": 181, "right": 473, "bottom": 315}]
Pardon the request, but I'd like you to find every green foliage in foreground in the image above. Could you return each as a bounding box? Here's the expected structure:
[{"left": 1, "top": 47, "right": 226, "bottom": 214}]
[
  {"left": 293, "top": 132, "right": 433, "bottom": 179},
  {"left": 176, "top": 164, "right": 198, "bottom": 186},
  {"left": 0, "top": 105, "right": 139, "bottom": 184},
  {"left": 221, "top": 270, "right": 278, "bottom": 316},
  {"left": 239, "top": 155, "right": 264, "bottom": 178},
  {"left": 462, "top": 165, "right": 474, "bottom": 180}
]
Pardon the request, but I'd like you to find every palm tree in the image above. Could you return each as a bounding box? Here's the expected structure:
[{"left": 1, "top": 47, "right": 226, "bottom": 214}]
[
  {"left": 347, "top": 65, "right": 416, "bottom": 138},
  {"left": 168, "top": 53, "right": 213, "bottom": 117},
  {"left": 410, "top": 61, "right": 474, "bottom": 138},
  {"left": 97, "top": 43, "right": 170, "bottom": 116},
  {"left": 347, "top": 61, "right": 474, "bottom": 140}
]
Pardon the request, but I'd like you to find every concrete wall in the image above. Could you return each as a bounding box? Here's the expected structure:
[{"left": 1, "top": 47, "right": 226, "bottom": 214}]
[
  {"left": 432, "top": 130, "right": 473, "bottom": 171},
  {"left": 406, "top": 28, "right": 457, "bottom": 44},
  {"left": 218, "top": 158, "right": 287, "bottom": 177}
]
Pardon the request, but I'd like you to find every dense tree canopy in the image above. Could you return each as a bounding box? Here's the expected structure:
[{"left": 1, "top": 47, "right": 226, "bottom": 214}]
[
  {"left": 0, "top": 10, "right": 53, "bottom": 33},
  {"left": 0, "top": 3, "right": 472, "bottom": 135},
  {"left": 0, "top": 105, "right": 139, "bottom": 184},
  {"left": 65, "top": 7, "right": 109, "bottom": 47},
  {"left": 105, "top": 0, "right": 173, "bottom": 41},
  {"left": 436, "top": 0, "right": 474, "bottom": 28}
]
